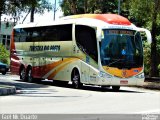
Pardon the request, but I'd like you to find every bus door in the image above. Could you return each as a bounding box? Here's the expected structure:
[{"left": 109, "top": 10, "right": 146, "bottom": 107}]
[
  {"left": 73, "top": 43, "right": 90, "bottom": 84},
  {"left": 81, "top": 58, "right": 90, "bottom": 84},
  {"left": 75, "top": 25, "right": 98, "bottom": 84}
]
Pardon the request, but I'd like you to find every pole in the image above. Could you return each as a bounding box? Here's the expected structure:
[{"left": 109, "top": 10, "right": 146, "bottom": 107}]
[
  {"left": 118, "top": 0, "right": 121, "bottom": 15},
  {"left": 53, "top": 0, "right": 56, "bottom": 20}
]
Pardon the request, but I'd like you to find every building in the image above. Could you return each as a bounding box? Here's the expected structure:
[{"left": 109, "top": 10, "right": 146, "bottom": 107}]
[{"left": 0, "top": 21, "right": 14, "bottom": 50}]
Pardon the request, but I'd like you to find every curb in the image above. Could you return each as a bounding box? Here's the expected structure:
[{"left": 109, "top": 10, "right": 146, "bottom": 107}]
[
  {"left": 0, "top": 85, "right": 16, "bottom": 96},
  {"left": 144, "top": 77, "right": 160, "bottom": 90},
  {"left": 142, "top": 82, "right": 160, "bottom": 90}
]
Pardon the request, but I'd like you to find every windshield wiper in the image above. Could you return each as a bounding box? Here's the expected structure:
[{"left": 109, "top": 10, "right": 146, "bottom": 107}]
[{"left": 107, "top": 59, "right": 124, "bottom": 67}]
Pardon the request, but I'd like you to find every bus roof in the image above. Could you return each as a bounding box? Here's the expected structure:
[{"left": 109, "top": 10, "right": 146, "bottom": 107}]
[
  {"left": 62, "top": 14, "right": 131, "bottom": 26},
  {"left": 14, "top": 14, "right": 134, "bottom": 29}
]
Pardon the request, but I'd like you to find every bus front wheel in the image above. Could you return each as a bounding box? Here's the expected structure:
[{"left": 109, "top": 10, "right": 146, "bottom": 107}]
[{"left": 71, "top": 69, "right": 82, "bottom": 89}]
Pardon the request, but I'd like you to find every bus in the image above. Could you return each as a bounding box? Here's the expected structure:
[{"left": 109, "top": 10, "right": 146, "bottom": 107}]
[{"left": 10, "top": 14, "right": 152, "bottom": 90}]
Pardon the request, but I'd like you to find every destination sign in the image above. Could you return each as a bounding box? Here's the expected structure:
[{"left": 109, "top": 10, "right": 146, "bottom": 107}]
[
  {"left": 30, "top": 45, "right": 60, "bottom": 52},
  {"left": 108, "top": 30, "right": 134, "bottom": 35}
]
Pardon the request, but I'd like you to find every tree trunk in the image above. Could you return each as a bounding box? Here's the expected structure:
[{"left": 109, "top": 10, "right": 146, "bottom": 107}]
[
  {"left": 22, "top": 9, "right": 31, "bottom": 23},
  {"left": 151, "top": 25, "right": 158, "bottom": 77},
  {"left": 84, "top": 0, "right": 87, "bottom": 13},
  {"left": 150, "top": 0, "right": 159, "bottom": 77},
  {"left": 0, "top": 13, "right": 1, "bottom": 33},
  {"left": 30, "top": 6, "right": 35, "bottom": 22},
  {"left": 71, "top": 0, "right": 76, "bottom": 14},
  {"left": 0, "top": 0, "right": 3, "bottom": 33}
]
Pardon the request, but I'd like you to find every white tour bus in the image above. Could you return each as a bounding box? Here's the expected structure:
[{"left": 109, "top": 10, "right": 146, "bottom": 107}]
[{"left": 10, "top": 14, "right": 152, "bottom": 90}]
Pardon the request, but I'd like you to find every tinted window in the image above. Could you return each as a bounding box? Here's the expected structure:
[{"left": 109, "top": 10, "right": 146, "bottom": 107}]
[
  {"left": 100, "top": 29, "right": 143, "bottom": 68},
  {"left": 14, "top": 24, "right": 72, "bottom": 42},
  {"left": 75, "top": 25, "right": 98, "bottom": 62}
]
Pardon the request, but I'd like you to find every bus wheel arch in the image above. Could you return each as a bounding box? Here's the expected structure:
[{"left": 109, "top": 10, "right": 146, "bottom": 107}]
[
  {"left": 71, "top": 68, "right": 83, "bottom": 89},
  {"left": 19, "top": 65, "right": 26, "bottom": 82}
]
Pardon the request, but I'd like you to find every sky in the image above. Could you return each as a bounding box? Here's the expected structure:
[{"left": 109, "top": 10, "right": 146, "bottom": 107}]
[{"left": 1, "top": 0, "right": 63, "bottom": 24}]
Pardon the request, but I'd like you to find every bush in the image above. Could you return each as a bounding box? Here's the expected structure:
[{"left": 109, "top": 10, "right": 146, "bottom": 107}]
[
  {"left": 143, "top": 42, "right": 151, "bottom": 76},
  {"left": 158, "top": 64, "right": 160, "bottom": 76},
  {"left": 0, "top": 44, "right": 10, "bottom": 65}
]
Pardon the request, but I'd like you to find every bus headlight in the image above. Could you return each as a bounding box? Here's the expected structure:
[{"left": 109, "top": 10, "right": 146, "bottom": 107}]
[
  {"left": 99, "top": 71, "right": 112, "bottom": 78},
  {"left": 135, "top": 73, "right": 145, "bottom": 79}
]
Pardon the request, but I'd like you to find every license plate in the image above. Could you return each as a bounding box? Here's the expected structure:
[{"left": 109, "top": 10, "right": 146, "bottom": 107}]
[{"left": 120, "top": 80, "right": 128, "bottom": 84}]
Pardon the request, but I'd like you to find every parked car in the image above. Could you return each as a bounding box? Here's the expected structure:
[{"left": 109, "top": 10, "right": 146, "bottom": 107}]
[{"left": 0, "top": 62, "right": 9, "bottom": 75}]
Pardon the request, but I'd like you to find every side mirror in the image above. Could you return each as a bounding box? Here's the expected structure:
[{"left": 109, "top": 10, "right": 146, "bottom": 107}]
[{"left": 137, "top": 28, "right": 152, "bottom": 44}]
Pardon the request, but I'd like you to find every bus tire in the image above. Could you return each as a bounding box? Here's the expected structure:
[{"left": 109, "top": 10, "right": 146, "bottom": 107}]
[
  {"left": 2, "top": 71, "right": 6, "bottom": 75},
  {"left": 53, "top": 80, "right": 68, "bottom": 86},
  {"left": 26, "top": 67, "right": 34, "bottom": 83},
  {"left": 71, "top": 68, "right": 82, "bottom": 89},
  {"left": 101, "top": 85, "right": 110, "bottom": 89},
  {"left": 20, "top": 66, "right": 26, "bottom": 82},
  {"left": 112, "top": 86, "right": 120, "bottom": 91}
]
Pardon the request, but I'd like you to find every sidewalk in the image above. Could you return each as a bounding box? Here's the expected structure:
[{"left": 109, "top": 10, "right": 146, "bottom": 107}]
[
  {"left": 0, "top": 85, "right": 16, "bottom": 96},
  {"left": 143, "top": 77, "right": 160, "bottom": 90}
]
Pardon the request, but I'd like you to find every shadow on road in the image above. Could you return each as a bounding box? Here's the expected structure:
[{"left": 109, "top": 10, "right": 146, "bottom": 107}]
[
  {"left": 32, "top": 80, "right": 144, "bottom": 93},
  {"left": 0, "top": 80, "right": 49, "bottom": 90},
  {"left": 0, "top": 78, "right": 144, "bottom": 93}
]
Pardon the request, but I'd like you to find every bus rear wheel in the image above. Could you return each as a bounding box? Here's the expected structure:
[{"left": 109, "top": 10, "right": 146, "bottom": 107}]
[
  {"left": 20, "top": 67, "right": 26, "bottom": 82},
  {"left": 2, "top": 71, "right": 6, "bottom": 75},
  {"left": 112, "top": 86, "right": 120, "bottom": 91},
  {"left": 71, "top": 69, "right": 82, "bottom": 89}
]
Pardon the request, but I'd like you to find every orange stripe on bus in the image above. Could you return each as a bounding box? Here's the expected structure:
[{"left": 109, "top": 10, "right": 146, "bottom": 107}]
[
  {"left": 47, "top": 58, "right": 78, "bottom": 79},
  {"left": 38, "top": 58, "right": 76, "bottom": 76}
]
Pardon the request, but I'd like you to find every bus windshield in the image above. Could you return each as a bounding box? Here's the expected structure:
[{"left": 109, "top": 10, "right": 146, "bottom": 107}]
[{"left": 100, "top": 29, "right": 143, "bottom": 69}]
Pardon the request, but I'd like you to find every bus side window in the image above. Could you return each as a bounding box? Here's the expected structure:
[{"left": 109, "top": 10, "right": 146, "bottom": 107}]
[
  {"left": 14, "top": 29, "right": 21, "bottom": 42},
  {"left": 20, "top": 28, "right": 27, "bottom": 42},
  {"left": 42, "top": 24, "right": 72, "bottom": 41},
  {"left": 75, "top": 25, "right": 98, "bottom": 62},
  {"left": 43, "top": 28, "right": 58, "bottom": 41},
  {"left": 23, "top": 28, "right": 34, "bottom": 42},
  {"left": 58, "top": 25, "right": 72, "bottom": 41}
]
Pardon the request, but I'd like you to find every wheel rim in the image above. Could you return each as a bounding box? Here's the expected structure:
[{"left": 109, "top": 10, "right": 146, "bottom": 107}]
[
  {"left": 72, "top": 70, "right": 80, "bottom": 89},
  {"left": 28, "top": 69, "right": 33, "bottom": 82},
  {"left": 21, "top": 68, "right": 26, "bottom": 81}
]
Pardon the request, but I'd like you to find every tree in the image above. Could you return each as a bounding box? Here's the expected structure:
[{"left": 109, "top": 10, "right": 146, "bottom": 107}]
[
  {"left": 127, "top": 0, "right": 160, "bottom": 77},
  {"left": 0, "top": 0, "right": 6, "bottom": 32},
  {"left": 0, "top": 0, "right": 52, "bottom": 25},
  {"left": 0, "top": 44, "right": 9, "bottom": 64},
  {"left": 61, "top": 0, "right": 118, "bottom": 16},
  {"left": 22, "top": 0, "right": 52, "bottom": 22}
]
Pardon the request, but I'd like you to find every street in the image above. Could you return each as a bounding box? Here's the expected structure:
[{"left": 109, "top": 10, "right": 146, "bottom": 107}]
[{"left": 0, "top": 74, "right": 160, "bottom": 114}]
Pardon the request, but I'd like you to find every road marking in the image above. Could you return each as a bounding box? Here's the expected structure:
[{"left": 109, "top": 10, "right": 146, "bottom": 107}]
[{"left": 135, "top": 109, "right": 160, "bottom": 114}]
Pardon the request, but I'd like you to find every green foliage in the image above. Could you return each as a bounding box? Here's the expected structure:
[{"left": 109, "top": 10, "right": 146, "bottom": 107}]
[
  {"left": 126, "top": 0, "right": 160, "bottom": 77},
  {"left": 143, "top": 42, "right": 151, "bottom": 76},
  {"left": 156, "top": 35, "right": 160, "bottom": 76},
  {"left": 0, "top": 44, "right": 9, "bottom": 65},
  {"left": 61, "top": 0, "right": 118, "bottom": 16},
  {"left": 158, "top": 64, "right": 160, "bottom": 75},
  {"left": 0, "top": 0, "right": 52, "bottom": 24},
  {"left": 22, "top": 0, "right": 52, "bottom": 14},
  {"left": 128, "top": 0, "right": 153, "bottom": 26}
]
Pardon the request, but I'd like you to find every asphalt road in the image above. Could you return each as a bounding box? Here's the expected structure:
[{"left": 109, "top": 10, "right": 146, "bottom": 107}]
[{"left": 0, "top": 74, "right": 160, "bottom": 114}]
